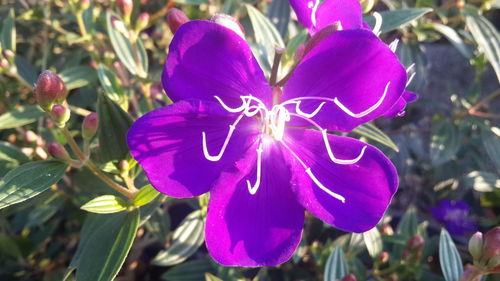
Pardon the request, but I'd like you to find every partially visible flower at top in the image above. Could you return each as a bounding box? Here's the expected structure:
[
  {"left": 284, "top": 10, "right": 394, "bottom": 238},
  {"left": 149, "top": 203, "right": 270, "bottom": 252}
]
[
  {"left": 289, "top": 0, "right": 363, "bottom": 34},
  {"left": 128, "top": 20, "right": 412, "bottom": 266},
  {"left": 166, "top": 8, "right": 189, "bottom": 34},
  {"left": 432, "top": 199, "right": 478, "bottom": 236}
]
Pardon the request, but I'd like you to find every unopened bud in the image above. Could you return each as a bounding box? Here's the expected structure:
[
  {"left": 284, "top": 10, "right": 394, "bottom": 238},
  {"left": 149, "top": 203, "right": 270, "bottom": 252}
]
[
  {"left": 51, "top": 105, "right": 70, "bottom": 127},
  {"left": 468, "top": 232, "right": 483, "bottom": 261},
  {"left": 111, "top": 17, "right": 129, "bottom": 35},
  {"left": 82, "top": 113, "right": 98, "bottom": 139},
  {"left": 136, "top": 13, "right": 150, "bottom": 31},
  {"left": 460, "top": 264, "right": 482, "bottom": 281},
  {"left": 24, "top": 130, "right": 38, "bottom": 143},
  {"left": 381, "top": 224, "right": 394, "bottom": 236},
  {"left": 407, "top": 235, "right": 424, "bottom": 252},
  {"left": 379, "top": 251, "right": 389, "bottom": 263},
  {"left": 3, "top": 49, "right": 14, "bottom": 60},
  {"left": 81, "top": 0, "right": 90, "bottom": 10},
  {"left": 47, "top": 142, "right": 70, "bottom": 160},
  {"left": 34, "top": 70, "right": 67, "bottom": 110},
  {"left": 211, "top": 14, "right": 245, "bottom": 38},
  {"left": 166, "top": 8, "right": 189, "bottom": 34},
  {"left": 341, "top": 274, "right": 357, "bottom": 281},
  {"left": 0, "top": 59, "right": 8, "bottom": 69},
  {"left": 483, "top": 227, "right": 500, "bottom": 258},
  {"left": 119, "top": 160, "right": 129, "bottom": 172},
  {"left": 117, "top": 0, "right": 133, "bottom": 22}
]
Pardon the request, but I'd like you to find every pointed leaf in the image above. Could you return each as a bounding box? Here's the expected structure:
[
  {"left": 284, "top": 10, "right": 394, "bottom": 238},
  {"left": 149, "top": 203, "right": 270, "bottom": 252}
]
[
  {"left": 97, "top": 94, "right": 133, "bottom": 162},
  {"left": 81, "top": 195, "right": 130, "bottom": 214},
  {"left": 133, "top": 184, "right": 160, "bottom": 207},
  {"left": 96, "top": 64, "right": 128, "bottom": 110},
  {"left": 353, "top": 123, "right": 399, "bottom": 152},
  {"left": 439, "top": 229, "right": 463, "bottom": 281},
  {"left": 0, "top": 105, "right": 44, "bottom": 130},
  {"left": 324, "top": 246, "right": 348, "bottom": 281},
  {"left": 364, "top": 8, "right": 433, "bottom": 33},
  {"left": 430, "top": 119, "right": 460, "bottom": 166},
  {"left": 59, "top": 65, "right": 95, "bottom": 90},
  {"left": 1, "top": 8, "right": 16, "bottom": 52},
  {"left": 161, "top": 259, "right": 215, "bottom": 281},
  {"left": 429, "top": 23, "right": 472, "bottom": 59},
  {"left": 0, "top": 160, "right": 67, "bottom": 209},
  {"left": 363, "top": 227, "right": 383, "bottom": 258}
]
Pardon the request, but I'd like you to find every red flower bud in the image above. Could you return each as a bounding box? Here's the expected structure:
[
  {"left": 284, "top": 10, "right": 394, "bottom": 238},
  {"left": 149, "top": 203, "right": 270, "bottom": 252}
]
[
  {"left": 341, "top": 274, "right": 357, "bottom": 281},
  {"left": 136, "top": 13, "right": 150, "bottom": 31},
  {"left": 381, "top": 224, "right": 394, "bottom": 236},
  {"left": 483, "top": 227, "right": 500, "bottom": 258},
  {"left": 407, "top": 235, "right": 425, "bottom": 252},
  {"left": 210, "top": 14, "right": 245, "bottom": 38},
  {"left": 24, "top": 130, "right": 38, "bottom": 143},
  {"left": 0, "top": 58, "right": 8, "bottom": 68},
  {"left": 47, "top": 142, "right": 70, "bottom": 160},
  {"left": 51, "top": 105, "right": 70, "bottom": 127},
  {"left": 379, "top": 251, "right": 389, "bottom": 263},
  {"left": 3, "top": 49, "right": 14, "bottom": 59},
  {"left": 82, "top": 113, "right": 98, "bottom": 139},
  {"left": 34, "top": 70, "right": 67, "bottom": 110},
  {"left": 117, "top": 0, "right": 133, "bottom": 20},
  {"left": 166, "top": 8, "right": 189, "bottom": 34}
]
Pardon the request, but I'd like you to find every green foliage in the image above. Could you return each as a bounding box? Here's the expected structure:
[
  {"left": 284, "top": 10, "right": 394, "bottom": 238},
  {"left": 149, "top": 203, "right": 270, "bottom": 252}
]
[
  {"left": 0, "top": 105, "right": 44, "bottom": 130},
  {"left": 439, "top": 229, "right": 463, "bottom": 281}
]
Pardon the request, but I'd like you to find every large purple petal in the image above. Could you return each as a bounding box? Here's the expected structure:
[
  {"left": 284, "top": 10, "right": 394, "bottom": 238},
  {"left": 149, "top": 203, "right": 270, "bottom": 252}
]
[
  {"left": 127, "top": 99, "right": 259, "bottom": 198},
  {"left": 383, "top": 91, "right": 419, "bottom": 117},
  {"left": 162, "top": 20, "right": 272, "bottom": 107},
  {"left": 282, "top": 128, "right": 398, "bottom": 232},
  {"left": 283, "top": 29, "right": 407, "bottom": 132},
  {"left": 290, "top": 0, "right": 362, "bottom": 34},
  {"left": 206, "top": 141, "right": 304, "bottom": 266}
]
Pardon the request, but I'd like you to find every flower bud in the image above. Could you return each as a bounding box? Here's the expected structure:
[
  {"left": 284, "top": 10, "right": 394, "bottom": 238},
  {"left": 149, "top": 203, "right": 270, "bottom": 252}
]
[
  {"left": 388, "top": 274, "right": 398, "bottom": 281},
  {"left": 381, "top": 224, "right": 394, "bottom": 236},
  {"left": 0, "top": 58, "right": 8, "bottom": 69},
  {"left": 34, "top": 70, "right": 67, "bottom": 110},
  {"left": 483, "top": 227, "right": 500, "bottom": 258},
  {"left": 166, "top": 8, "right": 189, "bottom": 34},
  {"left": 468, "top": 232, "right": 483, "bottom": 261},
  {"left": 488, "top": 255, "right": 500, "bottom": 269},
  {"left": 119, "top": 160, "right": 129, "bottom": 172},
  {"left": 136, "top": 13, "right": 150, "bottom": 31},
  {"left": 47, "top": 142, "right": 70, "bottom": 160},
  {"left": 81, "top": 0, "right": 90, "bottom": 10},
  {"left": 341, "top": 274, "right": 357, "bottom": 281},
  {"left": 117, "top": 0, "right": 133, "bottom": 22},
  {"left": 51, "top": 105, "right": 70, "bottom": 127},
  {"left": 3, "top": 49, "right": 14, "bottom": 60},
  {"left": 407, "top": 235, "right": 425, "bottom": 252},
  {"left": 379, "top": 251, "right": 389, "bottom": 263},
  {"left": 24, "top": 130, "right": 38, "bottom": 143},
  {"left": 211, "top": 14, "right": 245, "bottom": 39},
  {"left": 460, "top": 264, "right": 482, "bottom": 281},
  {"left": 82, "top": 113, "right": 98, "bottom": 139}
]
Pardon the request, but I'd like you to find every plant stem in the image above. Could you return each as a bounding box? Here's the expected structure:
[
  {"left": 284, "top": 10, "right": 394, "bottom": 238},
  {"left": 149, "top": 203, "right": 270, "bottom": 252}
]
[{"left": 75, "top": 11, "right": 88, "bottom": 37}]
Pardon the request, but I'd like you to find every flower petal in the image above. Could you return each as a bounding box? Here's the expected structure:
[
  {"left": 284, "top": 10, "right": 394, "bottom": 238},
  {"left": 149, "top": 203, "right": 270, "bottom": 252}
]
[
  {"left": 383, "top": 91, "right": 419, "bottom": 117},
  {"left": 163, "top": 20, "right": 272, "bottom": 107},
  {"left": 206, "top": 142, "right": 304, "bottom": 266},
  {"left": 127, "top": 99, "right": 259, "bottom": 198},
  {"left": 282, "top": 128, "right": 398, "bottom": 232},
  {"left": 283, "top": 29, "right": 407, "bottom": 132},
  {"left": 290, "top": 0, "right": 362, "bottom": 34}
]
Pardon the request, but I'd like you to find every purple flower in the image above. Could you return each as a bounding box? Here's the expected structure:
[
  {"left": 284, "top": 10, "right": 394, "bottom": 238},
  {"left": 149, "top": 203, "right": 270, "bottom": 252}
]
[
  {"left": 127, "top": 20, "right": 410, "bottom": 266},
  {"left": 432, "top": 199, "right": 478, "bottom": 236},
  {"left": 289, "top": 0, "right": 363, "bottom": 34}
]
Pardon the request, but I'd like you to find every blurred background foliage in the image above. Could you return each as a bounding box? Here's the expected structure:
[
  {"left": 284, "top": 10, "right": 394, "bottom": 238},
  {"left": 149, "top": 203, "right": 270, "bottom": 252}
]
[{"left": 0, "top": 0, "right": 499, "bottom": 280}]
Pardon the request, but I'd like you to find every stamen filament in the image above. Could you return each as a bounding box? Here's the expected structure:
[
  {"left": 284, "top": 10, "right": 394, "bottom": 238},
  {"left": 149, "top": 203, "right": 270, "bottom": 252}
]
[
  {"left": 333, "top": 82, "right": 390, "bottom": 118},
  {"left": 295, "top": 101, "right": 326, "bottom": 118},
  {"left": 246, "top": 143, "right": 263, "bottom": 195},
  {"left": 214, "top": 95, "right": 247, "bottom": 112},
  {"left": 389, "top": 39, "right": 399, "bottom": 53},
  {"left": 305, "top": 168, "right": 346, "bottom": 203},
  {"left": 202, "top": 113, "right": 244, "bottom": 162},
  {"left": 321, "top": 129, "right": 367, "bottom": 164},
  {"left": 372, "top": 11, "right": 383, "bottom": 36}
]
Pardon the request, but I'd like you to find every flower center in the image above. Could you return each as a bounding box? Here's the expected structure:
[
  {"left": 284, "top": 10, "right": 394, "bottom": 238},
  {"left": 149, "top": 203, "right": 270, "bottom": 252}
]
[{"left": 201, "top": 83, "right": 390, "bottom": 200}]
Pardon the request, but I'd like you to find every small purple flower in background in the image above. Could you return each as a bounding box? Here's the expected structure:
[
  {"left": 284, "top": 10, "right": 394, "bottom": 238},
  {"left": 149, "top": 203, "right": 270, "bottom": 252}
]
[
  {"left": 432, "top": 199, "right": 478, "bottom": 236},
  {"left": 128, "top": 19, "right": 412, "bottom": 266}
]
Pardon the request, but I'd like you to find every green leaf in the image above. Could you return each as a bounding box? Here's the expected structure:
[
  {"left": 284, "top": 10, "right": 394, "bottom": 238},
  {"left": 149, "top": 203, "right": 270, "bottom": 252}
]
[
  {"left": 0, "top": 160, "right": 67, "bottom": 209},
  {"left": 464, "top": 171, "right": 500, "bottom": 192},
  {"left": 133, "top": 184, "right": 160, "bottom": 207},
  {"left": 161, "top": 258, "right": 215, "bottom": 281},
  {"left": 1, "top": 8, "right": 16, "bottom": 52},
  {"left": 397, "top": 206, "right": 418, "bottom": 237},
  {"left": 363, "top": 227, "right": 383, "bottom": 258},
  {"left": 481, "top": 126, "right": 500, "bottom": 172},
  {"left": 81, "top": 195, "right": 130, "bottom": 214},
  {"left": 430, "top": 120, "right": 460, "bottom": 166},
  {"left": 14, "top": 56, "right": 38, "bottom": 85},
  {"left": 153, "top": 210, "right": 205, "bottom": 266},
  {"left": 439, "top": 229, "right": 463, "bottom": 281},
  {"left": 429, "top": 23, "right": 472, "bottom": 59},
  {"left": 96, "top": 64, "right": 128, "bottom": 110},
  {"left": 0, "top": 104, "right": 44, "bottom": 130},
  {"left": 364, "top": 8, "right": 433, "bottom": 33},
  {"left": 267, "top": 0, "right": 290, "bottom": 37},
  {"left": 59, "top": 65, "right": 95, "bottom": 90},
  {"left": 106, "top": 11, "right": 148, "bottom": 78},
  {"left": 246, "top": 4, "right": 285, "bottom": 74},
  {"left": 465, "top": 10, "right": 500, "bottom": 82},
  {"left": 324, "top": 246, "right": 348, "bottom": 281},
  {"left": 353, "top": 123, "right": 399, "bottom": 152},
  {"left": 0, "top": 141, "right": 29, "bottom": 163},
  {"left": 97, "top": 94, "right": 134, "bottom": 162},
  {"left": 73, "top": 210, "right": 139, "bottom": 281},
  {"left": 205, "top": 273, "right": 223, "bottom": 281},
  {"left": 144, "top": 207, "right": 170, "bottom": 244}
]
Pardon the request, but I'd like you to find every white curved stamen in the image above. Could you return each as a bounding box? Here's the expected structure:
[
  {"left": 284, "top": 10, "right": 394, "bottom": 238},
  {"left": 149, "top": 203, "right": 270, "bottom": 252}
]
[
  {"left": 389, "top": 39, "right": 399, "bottom": 53},
  {"left": 321, "top": 129, "right": 367, "bottom": 164},
  {"left": 280, "top": 140, "right": 345, "bottom": 203},
  {"left": 406, "top": 63, "right": 415, "bottom": 73},
  {"left": 406, "top": 72, "right": 416, "bottom": 87},
  {"left": 202, "top": 113, "right": 244, "bottom": 161},
  {"left": 295, "top": 101, "right": 326, "bottom": 118},
  {"left": 372, "top": 11, "right": 383, "bottom": 36},
  {"left": 214, "top": 95, "right": 247, "bottom": 113},
  {"left": 306, "top": 168, "right": 346, "bottom": 203},
  {"left": 310, "top": 0, "right": 320, "bottom": 28},
  {"left": 246, "top": 143, "right": 263, "bottom": 195},
  {"left": 334, "top": 82, "right": 390, "bottom": 118}
]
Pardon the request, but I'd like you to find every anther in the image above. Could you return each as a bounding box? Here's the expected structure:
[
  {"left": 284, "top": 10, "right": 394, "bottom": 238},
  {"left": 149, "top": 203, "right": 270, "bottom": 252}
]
[
  {"left": 334, "top": 82, "right": 390, "bottom": 118},
  {"left": 322, "top": 130, "right": 367, "bottom": 165}
]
